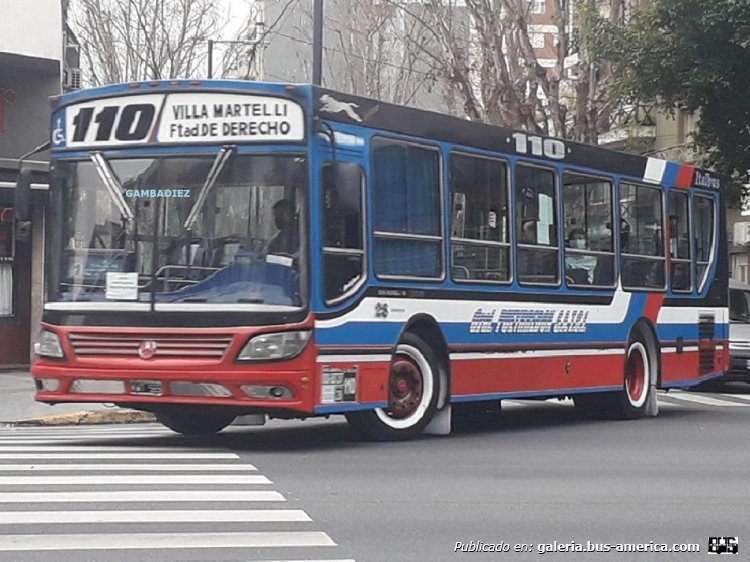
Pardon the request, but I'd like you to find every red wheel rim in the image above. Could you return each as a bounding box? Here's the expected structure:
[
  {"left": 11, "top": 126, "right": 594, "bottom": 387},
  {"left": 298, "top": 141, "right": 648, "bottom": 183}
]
[{"left": 626, "top": 346, "right": 646, "bottom": 404}]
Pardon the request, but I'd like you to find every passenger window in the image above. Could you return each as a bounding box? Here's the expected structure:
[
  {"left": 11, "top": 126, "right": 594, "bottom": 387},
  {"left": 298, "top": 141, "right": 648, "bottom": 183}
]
[
  {"left": 668, "top": 191, "right": 691, "bottom": 292},
  {"left": 372, "top": 139, "right": 441, "bottom": 278},
  {"left": 516, "top": 165, "right": 558, "bottom": 285},
  {"left": 694, "top": 195, "right": 715, "bottom": 290},
  {"left": 620, "top": 183, "right": 665, "bottom": 290},
  {"left": 562, "top": 173, "right": 614, "bottom": 287},
  {"left": 322, "top": 163, "right": 365, "bottom": 302},
  {"left": 450, "top": 153, "right": 510, "bottom": 282}
]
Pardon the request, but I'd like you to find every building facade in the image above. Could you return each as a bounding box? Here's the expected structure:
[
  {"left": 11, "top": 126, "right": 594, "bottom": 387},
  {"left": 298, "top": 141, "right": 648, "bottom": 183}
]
[{"left": 0, "top": 0, "right": 63, "bottom": 368}]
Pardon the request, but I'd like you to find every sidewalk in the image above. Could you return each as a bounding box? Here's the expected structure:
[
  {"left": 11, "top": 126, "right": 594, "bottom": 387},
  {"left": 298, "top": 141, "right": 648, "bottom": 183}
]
[{"left": 0, "top": 370, "right": 154, "bottom": 426}]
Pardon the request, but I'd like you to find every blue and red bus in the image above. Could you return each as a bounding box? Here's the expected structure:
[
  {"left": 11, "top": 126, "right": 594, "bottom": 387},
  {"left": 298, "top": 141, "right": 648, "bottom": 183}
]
[{"left": 25, "top": 80, "right": 728, "bottom": 439}]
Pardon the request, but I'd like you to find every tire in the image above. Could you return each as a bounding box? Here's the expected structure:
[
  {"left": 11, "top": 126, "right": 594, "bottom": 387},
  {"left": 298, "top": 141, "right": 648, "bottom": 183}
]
[
  {"left": 346, "top": 333, "right": 440, "bottom": 441},
  {"left": 574, "top": 332, "right": 653, "bottom": 420},
  {"left": 611, "top": 335, "right": 653, "bottom": 419},
  {"left": 155, "top": 407, "right": 236, "bottom": 435}
]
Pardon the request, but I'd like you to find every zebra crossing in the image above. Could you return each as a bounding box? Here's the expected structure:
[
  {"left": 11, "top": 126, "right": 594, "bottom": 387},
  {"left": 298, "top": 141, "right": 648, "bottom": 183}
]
[{"left": 0, "top": 424, "right": 354, "bottom": 561}]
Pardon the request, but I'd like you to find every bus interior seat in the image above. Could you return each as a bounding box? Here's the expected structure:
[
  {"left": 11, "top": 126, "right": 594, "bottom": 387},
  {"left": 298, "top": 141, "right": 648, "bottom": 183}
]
[
  {"left": 452, "top": 265, "right": 471, "bottom": 279},
  {"left": 593, "top": 259, "right": 613, "bottom": 286},
  {"left": 565, "top": 268, "right": 590, "bottom": 285}
]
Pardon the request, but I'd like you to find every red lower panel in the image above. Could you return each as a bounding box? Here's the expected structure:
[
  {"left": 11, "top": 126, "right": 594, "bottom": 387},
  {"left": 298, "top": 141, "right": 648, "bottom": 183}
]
[
  {"left": 660, "top": 348, "right": 727, "bottom": 384},
  {"left": 451, "top": 354, "right": 626, "bottom": 397}
]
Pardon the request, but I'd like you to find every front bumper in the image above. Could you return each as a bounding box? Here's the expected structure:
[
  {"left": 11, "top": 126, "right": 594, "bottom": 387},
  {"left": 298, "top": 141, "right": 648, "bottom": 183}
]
[{"left": 32, "top": 363, "right": 317, "bottom": 414}]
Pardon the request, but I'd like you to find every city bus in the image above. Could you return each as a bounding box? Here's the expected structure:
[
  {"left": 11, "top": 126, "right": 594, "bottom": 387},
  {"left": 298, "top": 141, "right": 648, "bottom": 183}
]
[{"left": 22, "top": 79, "right": 728, "bottom": 440}]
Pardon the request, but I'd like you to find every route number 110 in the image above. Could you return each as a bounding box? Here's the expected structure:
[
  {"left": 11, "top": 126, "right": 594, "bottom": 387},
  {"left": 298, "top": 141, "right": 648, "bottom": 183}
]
[{"left": 511, "top": 132, "right": 566, "bottom": 160}]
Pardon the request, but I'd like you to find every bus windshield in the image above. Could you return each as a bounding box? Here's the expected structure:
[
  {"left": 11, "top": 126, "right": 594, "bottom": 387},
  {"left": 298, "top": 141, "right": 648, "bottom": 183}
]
[{"left": 51, "top": 153, "right": 307, "bottom": 308}]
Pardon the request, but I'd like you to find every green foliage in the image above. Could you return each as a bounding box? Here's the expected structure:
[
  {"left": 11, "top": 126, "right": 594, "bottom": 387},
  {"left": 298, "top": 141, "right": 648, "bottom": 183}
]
[{"left": 593, "top": 0, "right": 750, "bottom": 189}]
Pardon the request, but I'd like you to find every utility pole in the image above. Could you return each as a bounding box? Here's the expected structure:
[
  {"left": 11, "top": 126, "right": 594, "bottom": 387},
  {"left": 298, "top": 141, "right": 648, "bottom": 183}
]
[
  {"left": 312, "top": 0, "right": 323, "bottom": 85},
  {"left": 207, "top": 0, "right": 267, "bottom": 80},
  {"left": 250, "top": 0, "right": 266, "bottom": 81}
]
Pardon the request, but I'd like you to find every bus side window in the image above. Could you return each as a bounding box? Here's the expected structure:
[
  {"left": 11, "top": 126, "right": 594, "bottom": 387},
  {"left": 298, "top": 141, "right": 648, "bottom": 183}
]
[
  {"left": 668, "top": 190, "right": 691, "bottom": 291},
  {"left": 449, "top": 152, "right": 509, "bottom": 282},
  {"left": 372, "top": 139, "right": 441, "bottom": 278},
  {"left": 562, "top": 172, "right": 614, "bottom": 288},
  {"left": 516, "top": 164, "right": 558, "bottom": 285},
  {"left": 322, "top": 162, "right": 365, "bottom": 303},
  {"left": 620, "top": 183, "right": 665, "bottom": 290},
  {"left": 694, "top": 195, "right": 715, "bottom": 291}
]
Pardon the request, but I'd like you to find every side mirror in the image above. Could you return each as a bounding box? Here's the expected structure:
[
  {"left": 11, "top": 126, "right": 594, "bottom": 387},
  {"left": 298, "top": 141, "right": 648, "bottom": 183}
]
[{"left": 15, "top": 168, "right": 32, "bottom": 242}]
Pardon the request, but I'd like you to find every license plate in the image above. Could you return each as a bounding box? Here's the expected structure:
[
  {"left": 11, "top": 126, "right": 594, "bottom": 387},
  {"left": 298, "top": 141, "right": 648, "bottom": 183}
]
[{"left": 131, "top": 379, "right": 163, "bottom": 396}]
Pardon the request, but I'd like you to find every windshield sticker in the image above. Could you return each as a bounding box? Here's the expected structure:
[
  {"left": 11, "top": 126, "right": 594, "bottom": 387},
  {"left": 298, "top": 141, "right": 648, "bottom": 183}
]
[
  {"left": 469, "top": 308, "right": 589, "bottom": 334},
  {"left": 105, "top": 272, "right": 138, "bottom": 301}
]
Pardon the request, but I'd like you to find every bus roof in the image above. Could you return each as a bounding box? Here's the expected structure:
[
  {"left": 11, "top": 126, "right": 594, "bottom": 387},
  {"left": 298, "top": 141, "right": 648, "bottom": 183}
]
[{"left": 50, "top": 79, "right": 722, "bottom": 190}]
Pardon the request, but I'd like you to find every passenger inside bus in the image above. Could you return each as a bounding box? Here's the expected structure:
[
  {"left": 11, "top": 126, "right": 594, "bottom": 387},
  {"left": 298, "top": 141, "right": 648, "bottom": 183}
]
[
  {"left": 266, "top": 198, "right": 299, "bottom": 256},
  {"left": 565, "top": 228, "right": 597, "bottom": 284}
]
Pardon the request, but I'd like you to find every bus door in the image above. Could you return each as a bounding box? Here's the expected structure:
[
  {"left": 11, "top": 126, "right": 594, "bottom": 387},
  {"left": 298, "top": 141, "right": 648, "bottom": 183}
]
[{"left": 318, "top": 152, "right": 367, "bottom": 306}]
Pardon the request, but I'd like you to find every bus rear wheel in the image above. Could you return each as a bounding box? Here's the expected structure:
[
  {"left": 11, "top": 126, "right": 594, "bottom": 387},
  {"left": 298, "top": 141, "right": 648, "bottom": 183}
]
[
  {"left": 155, "top": 407, "right": 236, "bottom": 435},
  {"left": 346, "top": 333, "right": 440, "bottom": 441},
  {"left": 612, "top": 336, "right": 652, "bottom": 419},
  {"left": 574, "top": 333, "right": 653, "bottom": 420}
]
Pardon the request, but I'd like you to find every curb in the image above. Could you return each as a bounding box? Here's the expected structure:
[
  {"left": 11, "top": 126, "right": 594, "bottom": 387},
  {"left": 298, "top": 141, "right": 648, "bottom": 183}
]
[{"left": 8, "top": 409, "right": 157, "bottom": 427}]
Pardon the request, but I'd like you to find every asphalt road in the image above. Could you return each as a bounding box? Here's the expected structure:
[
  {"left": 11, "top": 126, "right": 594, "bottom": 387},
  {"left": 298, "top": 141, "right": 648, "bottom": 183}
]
[{"left": 0, "top": 387, "right": 748, "bottom": 562}]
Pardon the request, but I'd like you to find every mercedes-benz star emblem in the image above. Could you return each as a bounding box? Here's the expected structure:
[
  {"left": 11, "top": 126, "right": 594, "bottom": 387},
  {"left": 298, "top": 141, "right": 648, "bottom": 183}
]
[{"left": 138, "top": 340, "right": 158, "bottom": 360}]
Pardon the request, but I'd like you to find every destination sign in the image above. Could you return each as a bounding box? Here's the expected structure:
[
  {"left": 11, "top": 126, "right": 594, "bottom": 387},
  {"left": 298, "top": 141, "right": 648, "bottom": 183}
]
[{"left": 53, "top": 92, "right": 305, "bottom": 149}]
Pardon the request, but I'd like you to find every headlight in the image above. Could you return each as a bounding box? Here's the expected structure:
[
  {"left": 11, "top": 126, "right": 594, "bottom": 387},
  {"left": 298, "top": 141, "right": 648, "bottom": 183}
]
[
  {"left": 237, "top": 330, "right": 311, "bottom": 361},
  {"left": 35, "top": 330, "right": 64, "bottom": 359}
]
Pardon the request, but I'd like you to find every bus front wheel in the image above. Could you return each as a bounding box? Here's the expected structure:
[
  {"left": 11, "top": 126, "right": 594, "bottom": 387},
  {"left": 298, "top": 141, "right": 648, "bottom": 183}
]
[
  {"left": 155, "top": 407, "right": 236, "bottom": 435},
  {"left": 346, "top": 333, "right": 440, "bottom": 441}
]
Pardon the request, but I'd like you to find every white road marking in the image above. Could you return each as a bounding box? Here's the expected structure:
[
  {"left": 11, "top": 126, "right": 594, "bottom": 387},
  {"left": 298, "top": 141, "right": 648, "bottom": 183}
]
[
  {"left": 0, "top": 446, "right": 228, "bottom": 451},
  {"left": 0, "top": 452, "right": 239, "bottom": 459},
  {"left": 0, "top": 531, "right": 336, "bottom": 550},
  {"left": 0, "top": 510, "right": 311, "bottom": 524},
  {"left": 660, "top": 392, "right": 750, "bottom": 407},
  {"left": 0, "top": 490, "right": 285, "bottom": 503},
  {"left": 0, "top": 463, "right": 257, "bottom": 471},
  {"left": 716, "top": 393, "right": 750, "bottom": 402},
  {"left": 0, "top": 474, "right": 271, "bottom": 485}
]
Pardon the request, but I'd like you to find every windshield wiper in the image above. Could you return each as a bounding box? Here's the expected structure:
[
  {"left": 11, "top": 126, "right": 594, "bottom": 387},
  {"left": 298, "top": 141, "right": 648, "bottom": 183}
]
[
  {"left": 183, "top": 145, "right": 236, "bottom": 230},
  {"left": 90, "top": 152, "right": 135, "bottom": 221}
]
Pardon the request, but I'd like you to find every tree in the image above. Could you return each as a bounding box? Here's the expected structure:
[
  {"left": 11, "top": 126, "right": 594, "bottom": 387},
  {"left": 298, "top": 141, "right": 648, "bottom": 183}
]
[
  {"left": 591, "top": 0, "right": 750, "bottom": 186},
  {"left": 323, "top": 0, "right": 438, "bottom": 106},
  {"left": 66, "top": 0, "right": 294, "bottom": 85},
  {"left": 273, "top": 1, "right": 639, "bottom": 144},
  {"left": 284, "top": 0, "right": 438, "bottom": 106},
  {"left": 373, "top": 0, "right": 643, "bottom": 144}
]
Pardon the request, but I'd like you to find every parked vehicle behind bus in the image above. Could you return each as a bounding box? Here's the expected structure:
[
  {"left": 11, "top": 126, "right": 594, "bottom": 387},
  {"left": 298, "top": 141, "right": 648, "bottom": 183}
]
[{"left": 727, "top": 279, "right": 750, "bottom": 383}]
